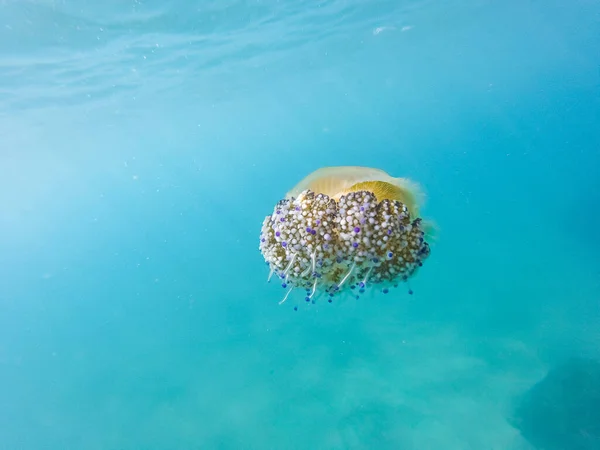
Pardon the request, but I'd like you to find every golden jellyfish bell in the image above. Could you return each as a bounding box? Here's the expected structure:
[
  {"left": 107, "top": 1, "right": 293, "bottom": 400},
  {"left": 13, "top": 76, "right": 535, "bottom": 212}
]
[
  {"left": 285, "top": 166, "right": 425, "bottom": 219},
  {"left": 259, "top": 166, "right": 434, "bottom": 309}
]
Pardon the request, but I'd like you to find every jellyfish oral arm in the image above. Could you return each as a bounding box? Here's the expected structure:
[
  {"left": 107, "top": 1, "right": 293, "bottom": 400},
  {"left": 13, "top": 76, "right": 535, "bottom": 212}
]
[{"left": 259, "top": 175, "right": 432, "bottom": 308}]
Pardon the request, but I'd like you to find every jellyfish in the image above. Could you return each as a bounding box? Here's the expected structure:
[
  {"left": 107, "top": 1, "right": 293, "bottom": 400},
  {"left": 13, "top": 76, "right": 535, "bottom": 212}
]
[{"left": 258, "top": 166, "right": 434, "bottom": 308}]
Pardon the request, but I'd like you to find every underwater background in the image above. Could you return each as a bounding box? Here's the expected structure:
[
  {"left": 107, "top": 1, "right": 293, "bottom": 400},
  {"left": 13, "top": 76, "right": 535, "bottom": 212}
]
[{"left": 1, "top": 0, "right": 599, "bottom": 449}]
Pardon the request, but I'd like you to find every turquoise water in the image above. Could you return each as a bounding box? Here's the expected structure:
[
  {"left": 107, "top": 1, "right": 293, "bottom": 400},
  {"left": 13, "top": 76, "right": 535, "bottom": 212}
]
[{"left": 1, "top": 0, "right": 599, "bottom": 448}]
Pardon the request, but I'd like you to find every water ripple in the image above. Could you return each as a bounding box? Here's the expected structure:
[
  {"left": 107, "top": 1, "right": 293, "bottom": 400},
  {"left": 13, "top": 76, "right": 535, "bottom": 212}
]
[{"left": 0, "top": 0, "right": 421, "bottom": 111}]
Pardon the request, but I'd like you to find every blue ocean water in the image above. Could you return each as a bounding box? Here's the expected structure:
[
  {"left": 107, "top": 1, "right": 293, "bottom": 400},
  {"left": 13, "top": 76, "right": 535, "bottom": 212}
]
[{"left": 1, "top": 0, "right": 599, "bottom": 448}]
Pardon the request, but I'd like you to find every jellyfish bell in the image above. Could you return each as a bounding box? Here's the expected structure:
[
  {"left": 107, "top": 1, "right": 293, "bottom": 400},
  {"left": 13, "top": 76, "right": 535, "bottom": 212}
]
[
  {"left": 259, "top": 166, "right": 434, "bottom": 308},
  {"left": 285, "top": 166, "right": 424, "bottom": 218}
]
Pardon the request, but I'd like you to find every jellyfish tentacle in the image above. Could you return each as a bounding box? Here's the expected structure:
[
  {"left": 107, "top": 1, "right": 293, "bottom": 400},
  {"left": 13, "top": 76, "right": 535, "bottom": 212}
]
[
  {"left": 283, "top": 253, "right": 296, "bottom": 276},
  {"left": 337, "top": 262, "right": 356, "bottom": 290},
  {"left": 309, "top": 277, "right": 318, "bottom": 299},
  {"left": 300, "top": 261, "right": 312, "bottom": 278},
  {"left": 279, "top": 287, "right": 294, "bottom": 305},
  {"left": 359, "top": 265, "right": 373, "bottom": 289}
]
